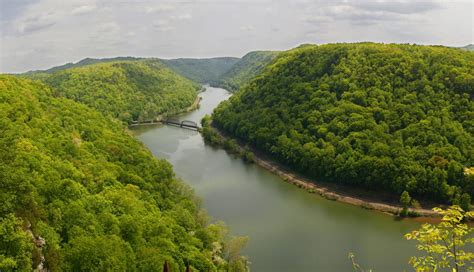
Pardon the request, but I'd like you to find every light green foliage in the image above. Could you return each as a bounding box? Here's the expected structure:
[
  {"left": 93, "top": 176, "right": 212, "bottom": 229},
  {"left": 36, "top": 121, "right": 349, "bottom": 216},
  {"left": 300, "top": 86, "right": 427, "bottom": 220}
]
[
  {"left": 201, "top": 115, "right": 224, "bottom": 146},
  {"left": 0, "top": 76, "right": 247, "bottom": 271},
  {"left": 225, "top": 236, "right": 250, "bottom": 271},
  {"left": 405, "top": 206, "right": 474, "bottom": 271},
  {"left": 217, "top": 51, "right": 279, "bottom": 91},
  {"left": 42, "top": 60, "right": 199, "bottom": 123},
  {"left": 400, "top": 191, "right": 412, "bottom": 216},
  {"left": 223, "top": 139, "right": 239, "bottom": 154},
  {"left": 401, "top": 191, "right": 412, "bottom": 207},
  {"left": 213, "top": 43, "right": 474, "bottom": 203},
  {"left": 23, "top": 57, "right": 142, "bottom": 75},
  {"left": 162, "top": 57, "right": 240, "bottom": 84},
  {"left": 242, "top": 150, "right": 255, "bottom": 164},
  {"left": 201, "top": 116, "right": 254, "bottom": 165},
  {"left": 0, "top": 215, "right": 33, "bottom": 272}
]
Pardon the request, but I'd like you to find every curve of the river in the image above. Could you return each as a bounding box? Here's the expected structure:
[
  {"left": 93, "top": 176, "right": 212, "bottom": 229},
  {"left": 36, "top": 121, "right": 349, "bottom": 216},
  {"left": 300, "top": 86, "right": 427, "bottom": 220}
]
[{"left": 132, "top": 86, "right": 421, "bottom": 272}]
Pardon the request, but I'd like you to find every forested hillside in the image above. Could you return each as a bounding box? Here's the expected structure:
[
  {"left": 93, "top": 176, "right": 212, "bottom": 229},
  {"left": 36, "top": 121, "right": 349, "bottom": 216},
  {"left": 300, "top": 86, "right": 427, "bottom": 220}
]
[
  {"left": 162, "top": 57, "right": 239, "bottom": 84},
  {"left": 42, "top": 60, "right": 199, "bottom": 123},
  {"left": 24, "top": 57, "right": 142, "bottom": 75},
  {"left": 216, "top": 51, "right": 279, "bottom": 91},
  {"left": 0, "top": 75, "right": 247, "bottom": 271},
  {"left": 213, "top": 43, "right": 474, "bottom": 203}
]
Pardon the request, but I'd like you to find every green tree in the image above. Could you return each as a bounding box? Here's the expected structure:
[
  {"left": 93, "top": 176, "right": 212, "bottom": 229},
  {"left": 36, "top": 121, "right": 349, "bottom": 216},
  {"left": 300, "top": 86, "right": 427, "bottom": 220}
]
[
  {"left": 460, "top": 193, "right": 471, "bottom": 211},
  {"left": 405, "top": 206, "right": 474, "bottom": 271},
  {"left": 0, "top": 74, "right": 248, "bottom": 271},
  {"left": 0, "top": 215, "right": 32, "bottom": 272},
  {"left": 212, "top": 43, "right": 474, "bottom": 203},
  {"left": 400, "top": 190, "right": 412, "bottom": 216},
  {"left": 224, "top": 236, "right": 250, "bottom": 272}
]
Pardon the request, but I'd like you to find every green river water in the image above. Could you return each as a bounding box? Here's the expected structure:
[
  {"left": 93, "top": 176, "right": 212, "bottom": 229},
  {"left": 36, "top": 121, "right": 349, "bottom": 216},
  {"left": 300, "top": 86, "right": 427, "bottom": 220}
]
[{"left": 133, "top": 86, "right": 422, "bottom": 272}]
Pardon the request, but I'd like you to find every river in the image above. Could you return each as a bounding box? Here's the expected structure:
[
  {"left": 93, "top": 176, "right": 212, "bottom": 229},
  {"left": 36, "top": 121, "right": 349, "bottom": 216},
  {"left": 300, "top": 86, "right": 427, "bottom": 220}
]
[{"left": 132, "top": 86, "right": 421, "bottom": 272}]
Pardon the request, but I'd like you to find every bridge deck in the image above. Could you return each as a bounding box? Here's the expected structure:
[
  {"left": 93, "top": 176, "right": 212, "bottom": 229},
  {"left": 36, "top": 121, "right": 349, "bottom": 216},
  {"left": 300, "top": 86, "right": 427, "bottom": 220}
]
[{"left": 162, "top": 119, "right": 199, "bottom": 130}]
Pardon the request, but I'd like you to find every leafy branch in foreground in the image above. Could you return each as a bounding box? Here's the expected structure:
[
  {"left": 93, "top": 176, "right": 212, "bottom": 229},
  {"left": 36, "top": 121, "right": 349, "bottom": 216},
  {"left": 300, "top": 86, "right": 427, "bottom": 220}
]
[{"left": 405, "top": 206, "right": 474, "bottom": 271}]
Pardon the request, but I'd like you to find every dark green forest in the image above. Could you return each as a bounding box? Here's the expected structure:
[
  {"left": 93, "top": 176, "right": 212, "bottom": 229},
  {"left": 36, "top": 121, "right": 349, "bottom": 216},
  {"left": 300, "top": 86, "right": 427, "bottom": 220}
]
[
  {"left": 162, "top": 57, "right": 239, "bottom": 84},
  {"left": 213, "top": 43, "right": 474, "bottom": 204},
  {"left": 216, "top": 51, "right": 279, "bottom": 92},
  {"left": 40, "top": 60, "right": 199, "bottom": 123},
  {"left": 0, "top": 75, "right": 248, "bottom": 271}
]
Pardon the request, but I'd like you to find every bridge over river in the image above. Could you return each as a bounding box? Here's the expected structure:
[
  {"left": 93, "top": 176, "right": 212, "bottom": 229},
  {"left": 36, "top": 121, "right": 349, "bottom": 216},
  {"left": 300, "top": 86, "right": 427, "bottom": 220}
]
[
  {"left": 129, "top": 118, "right": 199, "bottom": 131},
  {"left": 162, "top": 119, "right": 199, "bottom": 130}
]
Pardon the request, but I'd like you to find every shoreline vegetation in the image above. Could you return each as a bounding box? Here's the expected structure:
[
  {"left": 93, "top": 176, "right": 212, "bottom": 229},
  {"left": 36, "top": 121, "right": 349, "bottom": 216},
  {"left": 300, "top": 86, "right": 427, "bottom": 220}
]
[
  {"left": 128, "top": 93, "right": 202, "bottom": 127},
  {"left": 0, "top": 76, "right": 250, "bottom": 271},
  {"left": 210, "top": 43, "right": 473, "bottom": 220},
  {"left": 201, "top": 116, "right": 442, "bottom": 220}
]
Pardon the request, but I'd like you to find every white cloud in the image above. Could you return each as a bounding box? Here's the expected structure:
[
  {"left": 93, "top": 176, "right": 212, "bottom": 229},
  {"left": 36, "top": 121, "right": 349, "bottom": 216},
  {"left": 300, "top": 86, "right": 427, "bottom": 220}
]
[
  {"left": 17, "top": 12, "right": 57, "bottom": 34},
  {"left": 172, "top": 13, "right": 192, "bottom": 21},
  {"left": 145, "top": 4, "right": 175, "bottom": 13},
  {"left": 240, "top": 25, "right": 255, "bottom": 32},
  {"left": 1, "top": 0, "right": 472, "bottom": 73},
  {"left": 98, "top": 22, "right": 120, "bottom": 33},
  {"left": 153, "top": 20, "right": 173, "bottom": 32},
  {"left": 301, "top": 0, "right": 442, "bottom": 26},
  {"left": 71, "top": 4, "right": 97, "bottom": 15}
]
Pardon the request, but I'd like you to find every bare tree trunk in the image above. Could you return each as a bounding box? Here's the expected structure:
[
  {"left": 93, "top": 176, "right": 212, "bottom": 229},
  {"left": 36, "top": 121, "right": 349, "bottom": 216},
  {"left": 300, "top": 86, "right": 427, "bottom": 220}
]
[{"left": 163, "top": 261, "right": 171, "bottom": 272}]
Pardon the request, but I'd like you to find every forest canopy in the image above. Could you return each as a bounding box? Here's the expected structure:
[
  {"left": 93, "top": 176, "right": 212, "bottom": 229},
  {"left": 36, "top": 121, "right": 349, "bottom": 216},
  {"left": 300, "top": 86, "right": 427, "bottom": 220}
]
[
  {"left": 0, "top": 75, "right": 246, "bottom": 271},
  {"left": 213, "top": 43, "right": 474, "bottom": 203},
  {"left": 162, "top": 57, "right": 240, "bottom": 85},
  {"left": 39, "top": 60, "right": 199, "bottom": 123},
  {"left": 216, "top": 51, "right": 279, "bottom": 92}
]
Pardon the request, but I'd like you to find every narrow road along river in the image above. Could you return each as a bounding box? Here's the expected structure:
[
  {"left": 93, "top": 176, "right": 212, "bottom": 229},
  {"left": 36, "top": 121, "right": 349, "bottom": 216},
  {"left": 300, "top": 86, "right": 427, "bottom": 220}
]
[{"left": 132, "top": 86, "right": 421, "bottom": 272}]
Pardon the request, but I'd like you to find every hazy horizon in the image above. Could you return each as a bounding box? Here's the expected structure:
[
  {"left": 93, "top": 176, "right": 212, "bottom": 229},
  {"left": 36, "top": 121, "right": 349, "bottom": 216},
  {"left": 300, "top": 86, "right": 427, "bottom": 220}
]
[{"left": 1, "top": 0, "right": 473, "bottom": 73}]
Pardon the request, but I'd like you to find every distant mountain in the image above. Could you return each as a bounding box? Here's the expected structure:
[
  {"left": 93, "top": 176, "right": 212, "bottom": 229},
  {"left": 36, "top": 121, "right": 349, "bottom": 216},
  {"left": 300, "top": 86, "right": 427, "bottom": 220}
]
[
  {"left": 24, "top": 56, "right": 142, "bottom": 74},
  {"left": 216, "top": 51, "right": 279, "bottom": 91},
  {"left": 461, "top": 44, "right": 474, "bottom": 51},
  {"left": 42, "top": 59, "right": 199, "bottom": 123},
  {"left": 24, "top": 56, "right": 245, "bottom": 87},
  {"left": 161, "top": 57, "right": 240, "bottom": 84}
]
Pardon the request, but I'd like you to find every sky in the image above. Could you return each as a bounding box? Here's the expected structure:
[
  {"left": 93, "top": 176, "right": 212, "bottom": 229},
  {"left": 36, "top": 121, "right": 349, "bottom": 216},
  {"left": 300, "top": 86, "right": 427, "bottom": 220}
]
[{"left": 0, "top": 0, "right": 473, "bottom": 73}]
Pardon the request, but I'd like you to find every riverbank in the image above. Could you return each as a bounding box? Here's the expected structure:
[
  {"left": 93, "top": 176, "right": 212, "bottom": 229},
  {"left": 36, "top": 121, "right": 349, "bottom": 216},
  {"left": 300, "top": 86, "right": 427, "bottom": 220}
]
[
  {"left": 136, "top": 86, "right": 426, "bottom": 271},
  {"left": 128, "top": 95, "right": 202, "bottom": 127},
  {"left": 207, "top": 123, "right": 442, "bottom": 220}
]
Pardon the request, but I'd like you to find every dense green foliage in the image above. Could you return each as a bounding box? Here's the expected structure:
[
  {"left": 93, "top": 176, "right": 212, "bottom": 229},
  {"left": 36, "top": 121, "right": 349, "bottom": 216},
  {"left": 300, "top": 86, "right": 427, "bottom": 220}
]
[
  {"left": 162, "top": 57, "right": 239, "bottom": 84},
  {"left": 400, "top": 191, "right": 412, "bottom": 216},
  {"left": 42, "top": 60, "right": 199, "bottom": 123},
  {"left": 24, "top": 57, "right": 142, "bottom": 75},
  {"left": 0, "top": 215, "right": 32, "bottom": 272},
  {"left": 0, "top": 75, "right": 247, "bottom": 271},
  {"left": 213, "top": 43, "right": 474, "bottom": 203},
  {"left": 201, "top": 116, "right": 254, "bottom": 164},
  {"left": 216, "top": 51, "right": 279, "bottom": 91}
]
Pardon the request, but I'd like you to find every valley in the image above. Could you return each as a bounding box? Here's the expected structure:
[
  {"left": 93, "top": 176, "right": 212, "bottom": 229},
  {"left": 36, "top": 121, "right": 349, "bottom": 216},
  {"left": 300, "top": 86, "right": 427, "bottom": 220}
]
[{"left": 1, "top": 42, "right": 473, "bottom": 272}]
